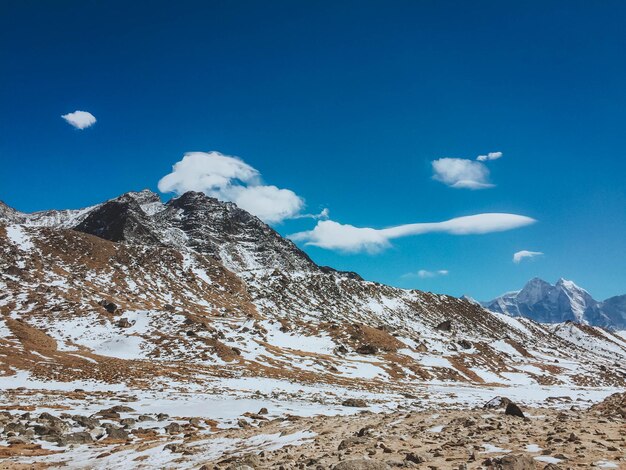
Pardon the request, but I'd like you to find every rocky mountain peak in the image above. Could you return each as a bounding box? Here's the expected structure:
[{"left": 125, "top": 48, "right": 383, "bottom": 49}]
[
  {"left": 0, "top": 201, "right": 22, "bottom": 223},
  {"left": 485, "top": 277, "right": 625, "bottom": 329}
]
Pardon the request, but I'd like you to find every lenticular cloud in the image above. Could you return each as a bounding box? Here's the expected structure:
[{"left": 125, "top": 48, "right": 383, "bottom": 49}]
[{"left": 290, "top": 213, "right": 537, "bottom": 253}]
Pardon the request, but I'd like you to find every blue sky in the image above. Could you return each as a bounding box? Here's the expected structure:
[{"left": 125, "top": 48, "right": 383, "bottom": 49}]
[{"left": 1, "top": 1, "right": 625, "bottom": 300}]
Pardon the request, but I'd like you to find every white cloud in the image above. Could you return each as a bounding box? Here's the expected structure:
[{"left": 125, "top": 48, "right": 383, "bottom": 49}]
[
  {"left": 293, "top": 207, "right": 330, "bottom": 220},
  {"left": 158, "top": 151, "right": 304, "bottom": 224},
  {"left": 290, "top": 213, "right": 537, "bottom": 253},
  {"left": 513, "top": 250, "right": 543, "bottom": 264},
  {"left": 403, "top": 269, "right": 449, "bottom": 279},
  {"left": 431, "top": 158, "right": 494, "bottom": 189},
  {"left": 290, "top": 220, "right": 391, "bottom": 253},
  {"left": 477, "top": 151, "right": 503, "bottom": 162},
  {"left": 61, "top": 110, "right": 96, "bottom": 129}
]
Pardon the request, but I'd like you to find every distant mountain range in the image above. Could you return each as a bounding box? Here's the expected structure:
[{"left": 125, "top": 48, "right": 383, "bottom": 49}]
[{"left": 483, "top": 277, "right": 626, "bottom": 329}]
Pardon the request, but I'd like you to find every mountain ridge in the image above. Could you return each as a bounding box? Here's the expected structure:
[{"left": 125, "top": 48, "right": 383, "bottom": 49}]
[
  {"left": 484, "top": 277, "right": 626, "bottom": 329},
  {"left": 1, "top": 189, "right": 625, "bottom": 395}
]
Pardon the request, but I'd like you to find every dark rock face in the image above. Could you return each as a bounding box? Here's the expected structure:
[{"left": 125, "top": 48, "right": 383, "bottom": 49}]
[
  {"left": 98, "top": 300, "right": 117, "bottom": 313},
  {"left": 161, "top": 191, "right": 318, "bottom": 273},
  {"left": 505, "top": 402, "right": 526, "bottom": 419},
  {"left": 356, "top": 344, "right": 378, "bottom": 355},
  {"left": 74, "top": 197, "right": 163, "bottom": 246}
]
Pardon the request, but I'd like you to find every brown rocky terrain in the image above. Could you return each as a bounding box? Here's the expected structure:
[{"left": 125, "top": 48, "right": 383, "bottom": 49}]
[
  {"left": 1, "top": 190, "right": 625, "bottom": 468},
  {"left": 0, "top": 392, "right": 624, "bottom": 469}
]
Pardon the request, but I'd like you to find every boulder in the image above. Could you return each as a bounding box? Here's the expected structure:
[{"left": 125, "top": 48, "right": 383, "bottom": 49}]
[
  {"left": 98, "top": 300, "right": 117, "bottom": 313},
  {"left": 484, "top": 396, "right": 512, "bottom": 409},
  {"left": 338, "top": 436, "right": 368, "bottom": 450},
  {"left": 505, "top": 402, "right": 526, "bottom": 419},
  {"left": 342, "top": 398, "right": 368, "bottom": 408},
  {"left": 116, "top": 318, "right": 132, "bottom": 328},
  {"left": 58, "top": 432, "right": 93, "bottom": 446},
  {"left": 356, "top": 344, "right": 378, "bottom": 355},
  {"left": 72, "top": 415, "right": 100, "bottom": 429},
  {"left": 489, "top": 454, "right": 536, "bottom": 469},
  {"left": 405, "top": 452, "right": 426, "bottom": 464},
  {"left": 164, "top": 422, "right": 182, "bottom": 434},
  {"left": 105, "top": 425, "right": 129, "bottom": 440}
]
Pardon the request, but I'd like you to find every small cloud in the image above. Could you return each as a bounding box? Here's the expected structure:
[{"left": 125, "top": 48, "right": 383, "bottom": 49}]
[
  {"left": 290, "top": 213, "right": 537, "bottom": 253},
  {"left": 477, "top": 151, "right": 503, "bottom": 162},
  {"left": 158, "top": 151, "right": 304, "bottom": 224},
  {"left": 403, "top": 269, "right": 449, "bottom": 279},
  {"left": 294, "top": 207, "right": 330, "bottom": 220},
  {"left": 513, "top": 250, "right": 543, "bottom": 264},
  {"left": 61, "top": 110, "right": 96, "bottom": 129},
  {"left": 431, "top": 158, "right": 494, "bottom": 190}
]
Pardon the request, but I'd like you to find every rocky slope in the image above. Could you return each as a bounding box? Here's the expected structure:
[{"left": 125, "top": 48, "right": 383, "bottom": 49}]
[
  {"left": 484, "top": 277, "right": 626, "bottom": 329},
  {"left": 1, "top": 190, "right": 625, "bottom": 468}
]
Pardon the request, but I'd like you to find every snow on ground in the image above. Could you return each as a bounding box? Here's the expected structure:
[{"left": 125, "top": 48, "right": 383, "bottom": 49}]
[
  {"left": 260, "top": 320, "right": 336, "bottom": 354},
  {"left": 0, "top": 317, "right": 12, "bottom": 338},
  {"left": 5, "top": 224, "right": 34, "bottom": 251}
]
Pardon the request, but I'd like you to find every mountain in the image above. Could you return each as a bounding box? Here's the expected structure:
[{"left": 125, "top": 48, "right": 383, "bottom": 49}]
[
  {"left": 1, "top": 190, "right": 626, "bottom": 394},
  {"left": 484, "top": 277, "right": 626, "bottom": 329},
  {"left": 2, "top": 189, "right": 626, "bottom": 467}
]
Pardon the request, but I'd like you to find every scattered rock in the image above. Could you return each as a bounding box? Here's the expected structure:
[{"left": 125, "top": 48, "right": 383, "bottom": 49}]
[
  {"left": 342, "top": 398, "right": 368, "bottom": 408},
  {"left": 98, "top": 300, "right": 117, "bottom": 313},
  {"left": 72, "top": 415, "right": 100, "bottom": 429},
  {"left": 505, "top": 402, "right": 526, "bottom": 419},
  {"left": 486, "top": 454, "right": 535, "bottom": 469},
  {"left": 105, "top": 426, "right": 129, "bottom": 440},
  {"left": 404, "top": 452, "right": 426, "bottom": 464},
  {"left": 356, "top": 344, "right": 378, "bottom": 355},
  {"left": 590, "top": 391, "right": 626, "bottom": 419},
  {"left": 484, "top": 397, "right": 512, "bottom": 409},
  {"left": 116, "top": 318, "right": 132, "bottom": 328},
  {"left": 333, "top": 460, "right": 390, "bottom": 470},
  {"left": 338, "top": 436, "right": 368, "bottom": 450},
  {"left": 164, "top": 422, "right": 182, "bottom": 434},
  {"left": 58, "top": 432, "right": 93, "bottom": 446}
]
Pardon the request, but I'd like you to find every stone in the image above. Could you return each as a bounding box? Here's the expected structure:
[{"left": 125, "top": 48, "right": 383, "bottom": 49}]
[
  {"left": 505, "top": 402, "right": 526, "bottom": 419},
  {"left": 116, "top": 318, "right": 132, "bottom": 328},
  {"left": 342, "top": 398, "right": 368, "bottom": 408},
  {"left": 333, "top": 460, "right": 390, "bottom": 470},
  {"left": 404, "top": 453, "right": 426, "bottom": 464},
  {"left": 105, "top": 425, "right": 129, "bottom": 440},
  {"left": 491, "top": 454, "right": 536, "bottom": 470},
  {"left": 98, "top": 300, "right": 118, "bottom": 313},
  {"left": 72, "top": 415, "right": 100, "bottom": 429},
  {"left": 484, "top": 397, "right": 512, "bottom": 409},
  {"left": 356, "top": 344, "right": 378, "bottom": 355},
  {"left": 58, "top": 432, "right": 93, "bottom": 445},
  {"left": 164, "top": 422, "right": 182, "bottom": 434},
  {"left": 338, "top": 436, "right": 368, "bottom": 450}
]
